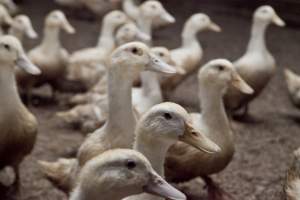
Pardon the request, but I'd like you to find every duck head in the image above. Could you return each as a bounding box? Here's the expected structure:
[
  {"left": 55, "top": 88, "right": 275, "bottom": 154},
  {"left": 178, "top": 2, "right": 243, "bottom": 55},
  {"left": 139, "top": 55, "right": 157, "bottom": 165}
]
[
  {"left": 254, "top": 5, "right": 285, "bottom": 27},
  {"left": 109, "top": 41, "right": 177, "bottom": 79},
  {"left": 0, "top": 5, "right": 12, "bottom": 26},
  {"left": 137, "top": 102, "right": 220, "bottom": 154},
  {"left": 0, "top": 35, "right": 40, "bottom": 74},
  {"left": 79, "top": 149, "right": 186, "bottom": 200},
  {"left": 0, "top": 0, "right": 18, "bottom": 15},
  {"left": 116, "top": 22, "right": 150, "bottom": 46},
  {"left": 140, "top": 0, "right": 175, "bottom": 25},
  {"left": 11, "top": 15, "right": 38, "bottom": 39},
  {"left": 103, "top": 10, "right": 128, "bottom": 29},
  {"left": 199, "top": 59, "right": 254, "bottom": 95},
  {"left": 46, "top": 10, "right": 75, "bottom": 34},
  {"left": 185, "top": 13, "right": 221, "bottom": 33}
]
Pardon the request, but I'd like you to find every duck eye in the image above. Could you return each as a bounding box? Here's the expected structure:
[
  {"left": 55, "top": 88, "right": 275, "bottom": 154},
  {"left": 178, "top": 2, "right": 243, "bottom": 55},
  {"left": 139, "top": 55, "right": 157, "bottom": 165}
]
[
  {"left": 3, "top": 44, "right": 10, "bottom": 51},
  {"left": 131, "top": 47, "right": 142, "bottom": 56},
  {"left": 126, "top": 160, "right": 136, "bottom": 170},
  {"left": 151, "top": 4, "right": 157, "bottom": 9},
  {"left": 217, "top": 65, "right": 224, "bottom": 71},
  {"left": 261, "top": 9, "right": 268, "bottom": 14},
  {"left": 163, "top": 112, "right": 172, "bottom": 120},
  {"left": 159, "top": 52, "right": 164, "bottom": 57}
]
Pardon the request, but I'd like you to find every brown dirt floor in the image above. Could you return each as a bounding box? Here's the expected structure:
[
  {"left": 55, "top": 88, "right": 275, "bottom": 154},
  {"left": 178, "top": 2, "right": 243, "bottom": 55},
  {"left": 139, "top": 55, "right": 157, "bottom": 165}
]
[{"left": 1, "top": 0, "right": 300, "bottom": 199}]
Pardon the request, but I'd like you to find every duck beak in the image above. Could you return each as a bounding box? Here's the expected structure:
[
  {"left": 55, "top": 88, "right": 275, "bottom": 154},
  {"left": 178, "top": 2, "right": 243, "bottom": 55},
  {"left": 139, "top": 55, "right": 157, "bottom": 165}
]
[
  {"left": 160, "top": 10, "right": 175, "bottom": 24},
  {"left": 16, "top": 53, "right": 41, "bottom": 75},
  {"left": 62, "top": 18, "right": 75, "bottom": 34},
  {"left": 144, "top": 170, "right": 186, "bottom": 200},
  {"left": 146, "top": 54, "right": 177, "bottom": 74},
  {"left": 272, "top": 13, "right": 285, "bottom": 27},
  {"left": 208, "top": 22, "right": 221, "bottom": 32},
  {"left": 231, "top": 72, "right": 254, "bottom": 94},
  {"left": 179, "top": 122, "right": 221, "bottom": 154},
  {"left": 136, "top": 30, "right": 151, "bottom": 43},
  {"left": 25, "top": 26, "right": 38, "bottom": 39}
]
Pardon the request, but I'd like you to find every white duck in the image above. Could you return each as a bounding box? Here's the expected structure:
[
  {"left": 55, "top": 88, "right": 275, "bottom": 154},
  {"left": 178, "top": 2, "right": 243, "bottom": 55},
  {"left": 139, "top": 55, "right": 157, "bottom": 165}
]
[
  {"left": 0, "top": 35, "right": 40, "bottom": 192},
  {"left": 123, "top": 0, "right": 174, "bottom": 29},
  {"left": 9, "top": 14, "right": 38, "bottom": 43},
  {"left": 125, "top": 102, "right": 220, "bottom": 200},
  {"left": 16, "top": 10, "right": 75, "bottom": 101},
  {"left": 0, "top": 4, "right": 13, "bottom": 35},
  {"left": 284, "top": 69, "right": 300, "bottom": 108},
  {"left": 163, "top": 13, "right": 221, "bottom": 90},
  {"left": 224, "top": 5, "right": 285, "bottom": 117},
  {"left": 70, "top": 149, "right": 186, "bottom": 200},
  {"left": 0, "top": 0, "right": 18, "bottom": 15},
  {"left": 165, "top": 59, "right": 253, "bottom": 200},
  {"left": 38, "top": 42, "right": 176, "bottom": 192},
  {"left": 67, "top": 10, "right": 128, "bottom": 90},
  {"left": 285, "top": 147, "right": 300, "bottom": 200}
]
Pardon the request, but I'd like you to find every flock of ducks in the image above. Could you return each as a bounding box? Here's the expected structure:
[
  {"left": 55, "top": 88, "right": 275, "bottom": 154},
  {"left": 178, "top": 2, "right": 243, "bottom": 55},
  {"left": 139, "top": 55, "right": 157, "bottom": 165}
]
[{"left": 0, "top": 0, "right": 300, "bottom": 200}]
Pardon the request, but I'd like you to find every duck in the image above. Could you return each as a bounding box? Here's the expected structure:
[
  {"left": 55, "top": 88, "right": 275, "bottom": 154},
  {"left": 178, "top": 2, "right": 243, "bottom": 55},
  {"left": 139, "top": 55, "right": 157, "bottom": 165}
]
[
  {"left": 0, "top": 35, "right": 41, "bottom": 192},
  {"left": 116, "top": 22, "right": 150, "bottom": 46},
  {"left": 66, "top": 10, "right": 128, "bottom": 90},
  {"left": 284, "top": 69, "right": 300, "bottom": 107},
  {"left": 69, "top": 149, "right": 186, "bottom": 200},
  {"left": 38, "top": 42, "right": 176, "bottom": 192},
  {"left": 0, "top": 5, "right": 13, "bottom": 35},
  {"left": 15, "top": 10, "right": 75, "bottom": 101},
  {"left": 8, "top": 14, "right": 38, "bottom": 43},
  {"left": 125, "top": 102, "right": 220, "bottom": 200},
  {"left": 123, "top": 0, "right": 174, "bottom": 29},
  {"left": 0, "top": 0, "right": 18, "bottom": 15},
  {"left": 165, "top": 59, "right": 253, "bottom": 200},
  {"left": 162, "top": 13, "right": 221, "bottom": 90},
  {"left": 285, "top": 147, "right": 300, "bottom": 200},
  {"left": 224, "top": 5, "right": 285, "bottom": 117}
]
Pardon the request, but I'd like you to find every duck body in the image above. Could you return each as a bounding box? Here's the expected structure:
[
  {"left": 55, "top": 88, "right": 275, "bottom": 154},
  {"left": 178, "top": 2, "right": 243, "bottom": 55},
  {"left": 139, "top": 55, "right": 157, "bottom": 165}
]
[{"left": 284, "top": 69, "right": 300, "bottom": 107}]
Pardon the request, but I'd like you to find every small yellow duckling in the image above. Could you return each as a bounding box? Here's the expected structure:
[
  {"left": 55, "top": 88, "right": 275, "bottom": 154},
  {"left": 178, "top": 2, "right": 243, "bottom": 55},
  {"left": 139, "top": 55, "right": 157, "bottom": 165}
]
[
  {"left": 9, "top": 14, "right": 38, "bottom": 43},
  {"left": 285, "top": 147, "right": 300, "bottom": 200},
  {"left": 16, "top": 10, "right": 75, "bottom": 101},
  {"left": 70, "top": 149, "right": 186, "bottom": 200},
  {"left": 0, "top": 35, "right": 40, "bottom": 192},
  {"left": 224, "top": 5, "right": 285, "bottom": 117},
  {"left": 284, "top": 69, "right": 300, "bottom": 108}
]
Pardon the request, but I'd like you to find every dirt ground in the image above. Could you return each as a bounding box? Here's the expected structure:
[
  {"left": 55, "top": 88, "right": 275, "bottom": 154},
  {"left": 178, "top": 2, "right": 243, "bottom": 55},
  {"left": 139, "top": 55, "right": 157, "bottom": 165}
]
[{"left": 1, "top": 0, "right": 300, "bottom": 200}]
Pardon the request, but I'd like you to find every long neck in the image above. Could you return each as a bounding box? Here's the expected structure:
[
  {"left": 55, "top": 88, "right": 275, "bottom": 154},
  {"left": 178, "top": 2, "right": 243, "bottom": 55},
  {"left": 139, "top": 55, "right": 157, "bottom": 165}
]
[
  {"left": 70, "top": 186, "right": 121, "bottom": 200},
  {"left": 181, "top": 21, "right": 200, "bottom": 48},
  {"left": 140, "top": 71, "right": 162, "bottom": 100},
  {"left": 106, "top": 66, "right": 136, "bottom": 139},
  {"left": 137, "top": 15, "right": 152, "bottom": 45},
  {"left": 246, "top": 19, "right": 268, "bottom": 53},
  {"left": 9, "top": 28, "right": 24, "bottom": 43},
  {"left": 97, "top": 20, "right": 116, "bottom": 52},
  {"left": 40, "top": 25, "right": 61, "bottom": 51},
  {"left": 123, "top": 0, "right": 139, "bottom": 20}
]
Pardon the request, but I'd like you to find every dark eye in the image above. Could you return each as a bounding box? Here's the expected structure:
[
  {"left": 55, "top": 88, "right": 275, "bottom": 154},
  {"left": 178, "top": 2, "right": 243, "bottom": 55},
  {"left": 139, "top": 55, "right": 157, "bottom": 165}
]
[
  {"left": 132, "top": 47, "right": 138, "bottom": 54},
  {"left": 261, "top": 9, "right": 268, "bottom": 14},
  {"left": 126, "top": 160, "right": 136, "bottom": 170},
  {"left": 151, "top": 4, "right": 157, "bottom": 9},
  {"left": 163, "top": 112, "right": 172, "bottom": 120},
  {"left": 159, "top": 52, "right": 164, "bottom": 57},
  {"left": 217, "top": 65, "right": 224, "bottom": 71},
  {"left": 3, "top": 44, "right": 10, "bottom": 51}
]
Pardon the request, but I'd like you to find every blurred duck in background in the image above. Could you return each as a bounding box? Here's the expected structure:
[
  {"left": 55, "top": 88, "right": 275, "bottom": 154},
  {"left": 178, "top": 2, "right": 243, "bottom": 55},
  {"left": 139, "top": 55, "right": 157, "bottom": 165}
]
[
  {"left": 224, "top": 5, "right": 285, "bottom": 118},
  {"left": 0, "top": 5, "right": 13, "bottom": 35},
  {"left": 0, "top": 0, "right": 18, "bottom": 15},
  {"left": 284, "top": 69, "right": 300, "bottom": 108},
  {"left": 285, "top": 147, "right": 300, "bottom": 200},
  {"left": 16, "top": 10, "right": 75, "bottom": 103}
]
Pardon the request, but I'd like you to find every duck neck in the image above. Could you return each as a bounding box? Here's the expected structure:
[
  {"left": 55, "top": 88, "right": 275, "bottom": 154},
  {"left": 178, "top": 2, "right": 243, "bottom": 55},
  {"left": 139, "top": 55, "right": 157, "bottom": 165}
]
[
  {"left": 106, "top": 66, "right": 136, "bottom": 139},
  {"left": 181, "top": 22, "right": 201, "bottom": 48},
  {"left": 141, "top": 71, "right": 162, "bottom": 100},
  {"left": 40, "top": 25, "right": 61, "bottom": 51},
  {"left": 123, "top": 0, "right": 139, "bottom": 20},
  {"left": 9, "top": 28, "right": 24, "bottom": 43},
  {"left": 199, "top": 83, "right": 230, "bottom": 138},
  {"left": 137, "top": 15, "right": 152, "bottom": 40},
  {"left": 134, "top": 130, "right": 172, "bottom": 177},
  {"left": 246, "top": 19, "right": 269, "bottom": 53},
  {"left": 70, "top": 186, "right": 121, "bottom": 200},
  {"left": 97, "top": 20, "right": 116, "bottom": 52}
]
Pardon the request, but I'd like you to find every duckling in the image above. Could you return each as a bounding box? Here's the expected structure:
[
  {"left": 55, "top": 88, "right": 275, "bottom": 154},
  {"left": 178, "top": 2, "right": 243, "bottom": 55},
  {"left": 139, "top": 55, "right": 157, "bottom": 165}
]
[
  {"left": 16, "top": 10, "right": 75, "bottom": 101},
  {"left": 125, "top": 102, "right": 220, "bottom": 200},
  {"left": 70, "top": 149, "right": 186, "bottom": 200},
  {"left": 0, "top": 5, "right": 13, "bottom": 35},
  {"left": 165, "top": 59, "right": 253, "bottom": 200},
  {"left": 123, "top": 0, "right": 174, "bottom": 29},
  {"left": 224, "top": 5, "right": 285, "bottom": 117},
  {"left": 38, "top": 42, "right": 176, "bottom": 192},
  {"left": 0, "top": 35, "right": 41, "bottom": 192},
  {"left": 163, "top": 13, "right": 221, "bottom": 90},
  {"left": 8, "top": 14, "right": 38, "bottom": 43},
  {"left": 67, "top": 10, "right": 128, "bottom": 90},
  {"left": 0, "top": 0, "right": 18, "bottom": 15},
  {"left": 284, "top": 69, "right": 300, "bottom": 107},
  {"left": 285, "top": 148, "right": 300, "bottom": 200}
]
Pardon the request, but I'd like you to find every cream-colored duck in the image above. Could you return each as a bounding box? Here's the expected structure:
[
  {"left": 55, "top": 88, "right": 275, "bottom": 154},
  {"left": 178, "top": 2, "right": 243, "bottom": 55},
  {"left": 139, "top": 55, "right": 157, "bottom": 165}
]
[
  {"left": 125, "top": 102, "right": 220, "bottom": 200},
  {"left": 38, "top": 42, "right": 176, "bottom": 192},
  {"left": 285, "top": 147, "right": 300, "bottom": 200},
  {"left": 67, "top": 10, "right": 128, "bottom": 90},
  {"left": 0, "top": 0, "right": 18, "bottom": 15},
  {"left": 224, "top": 5, "right": 285, "bottom": 116},
  {"left": 0, "top": 4, "right": 13, "bottom": 35},
  {"left": 0, "top": 35, "right": 41, "bottom": 192},
  {"left": 16, "top": 10, "right": 75, "bottom": 100},
  {"left": 70, "top": 149, "right": 186, "bottom": 200},
  {"left": 284, "top": 69, "right": 300, "bottom": 107},
  {"left": 165, "top": 59, "right": 253, "bottom": 200},
  {"left": 116, "top": 22, "right": 150, "bottom": 46},
  {"left": 163, "top": 13, "right": 221, "bottom": 90},
  {"left": 9, "top": 14, "right": 38, "bottom": 43}
]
